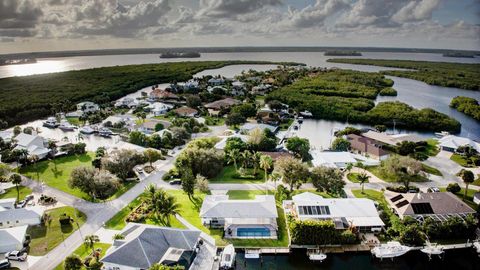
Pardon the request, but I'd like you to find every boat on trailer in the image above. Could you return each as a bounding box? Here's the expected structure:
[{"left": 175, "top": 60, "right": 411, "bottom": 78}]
[
  {"left": 371, "top": 241, "right": 411, "bottom": 259},
  {"left": 219, "top": 244, "right": 236, "bottom": 269}
]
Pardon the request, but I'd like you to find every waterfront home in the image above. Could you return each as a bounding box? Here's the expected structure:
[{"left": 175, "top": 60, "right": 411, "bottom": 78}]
[
  {"left": 149, "top": 89, "right": 180, "bottom": 102},
  {"left": 438, "top": 135, "right": 480, "bottom": 152},
  {"left": 384, "top": 191, "right": 476, "bottom": 222},
  {"left": 204, "top": 98, "right": 241, "bottom": 116},
  {"left": 208, "top": 77, "right": 226, "bottom": 86},
  {"left": 0, "top": 203, "right": 43, "bottom": 229},
  {"left": 103, "top": 114, "right": 136, "bottom": 130},
  {"left": 173, "top": 106, "right": 198, "bottom": 117},
  {"left": 0, "top": 225, "right": 28, "bottom": 253},
  {"left": 206, "top": 85, "right": 228, "bottom": 94},
  {"left": 200, "top": 194, "right": 278, "bottom": 239},
  {"left": 283, "top": 192, "right": 384, "bottom": 233},
  {"left": 13, "top": 133, "right": 50, "bottom": 159},
  {"left": 240, "top": 123, "right": 279, "bottom": 134},
  {"left": 361, "top": 131, "right": 423, "bottom": 146},
  {"left": 214, "top": 134, "right": 250, "bottom": 150},
  {"left": 76, "top": 101, "right": 100, "bottom": 113},
  {"left": 346, "top": 134, "right": 390, "bottom": 160},
  {"left": 231, "top": 81, "right": 246, "bottom": 96},
  {"left": 177, "top": 79, "right": 200, "bottom": 91},
  {"left": 135, "top": 120, "right": 170, "bottom": 135},
  {"left": 251, "top": 84, "right": 272, "bottom": 95},
  {"left": 101, "top": 223, "right": 211, "bottom": 270},
  {"left": 147, "top": 102, "right": 174, "bottom": 116},
  {"left": 114, "top": 97, "right": 138, "bottom": 108},
  {"left": 0, "top": 130, "right": 13, "bottom": 143},
  {"left": 310, "top": 151, "right": 357, "bottom": 169}
]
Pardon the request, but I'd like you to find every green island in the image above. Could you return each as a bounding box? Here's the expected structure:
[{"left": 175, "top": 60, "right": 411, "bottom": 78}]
[
  {"left": 0, "top": 60, "right": 301, "bottom": 127},
  {"left": 266, "top": 69, "right": 460, "bottom": 132},
  {"left": 324, "top": 50, "right": 362, "bottom": 56},
  {"left": 450, "top": 96, "right": 480, "bottom": 121},
  {"left": 326, "top": 58, "right": 480, "bottom": 91}
]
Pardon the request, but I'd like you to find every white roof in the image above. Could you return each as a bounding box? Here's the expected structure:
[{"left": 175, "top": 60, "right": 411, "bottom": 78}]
[
  {"left": 0, "top": 225, "right": 28, "bottom": 246},
  {"left": 291, "top": 192, "right": 384, "bottom": 227},
  {"left": 363, "top": 131, "right": 422, "bottom": 145},
  {"left": 0, "top": 207, "right": 42, "bottom": 222},
  {"left": 439, "top": 135, "right": 480, "bottom": 151},
  {"left": 310, "top": 151, "right": 357, "bottom": 168},
  {"left": 200, "top": 195, "right": 278, "bottom": 219},
  {"left": 214, "top": 134, "right": 250, "bottom": 150},
  {"left": 0, "top": 130, "right": 13, "bottom": 142},
  {"left": 240, "top": 123, "right": 278, "bottom": 133},
  {"left": 14, "top": 133, "right": 40, "bottom": 147}
]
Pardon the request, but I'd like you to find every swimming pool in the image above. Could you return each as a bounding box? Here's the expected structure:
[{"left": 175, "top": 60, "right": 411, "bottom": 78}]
[{"left": 237, "top": 227, "right": 271, "bottom": 237}]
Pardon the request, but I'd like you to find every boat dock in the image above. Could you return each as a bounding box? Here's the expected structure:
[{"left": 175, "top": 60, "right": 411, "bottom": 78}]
[{"left": 243, "top": 247, "right": 291, "bottom": 255}]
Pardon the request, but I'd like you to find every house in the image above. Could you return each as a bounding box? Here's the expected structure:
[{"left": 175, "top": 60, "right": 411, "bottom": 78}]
[
  {"left": 103, "top": 114, "right": 136, "bottom": 130},
  {"left": 438, "top": 135, "right": 480, "bottom": 153},
  {"left": 204, "top": 98, "right": 241, "bottom": 116},
  {"left": 176, "top": 79, "right": 199, "bottom": 91},
  {"left": 208, "top": 77, "right": 225, "bottom": 86},
  {"left": 310, "top": 151, "right": 357, "bottom": 169},
  {"left": 384, "top": 191, "right": 476, "bottom": 222},
  {"left": 0, "top": 199, "right": 16, "bottom": 210},
  {"left": 76, "top": 101, "right": 99, "bottom": 113},
  {"left": 0, "top": 225, "right": 28, "bottom": 253},
  {"left": 240, "top": 123, "right": 278, "bottom": 134},
  {"left": 362, "top": 131, "right": 423, "bottom": 146},
  {"left": 474, "top": 192, "right": 480, "bottom": 205},
  {"left": 251, "top": 84, "right": 272, "bottom": 95},
  {"left": 283, "top": 192, "right": 384, "bottom": 233},
  {"left": 173, "top": 107, "right": 198, "bottom": 117},
  {"left": 346, "top": 134, "right": 390, "bottom": 160},
  {"left": 13, "top": 133, "right": 50, "bottom": 159},
  {"left": 135, "top": 120, "right": 170, "bottom": 135},
  {"left": 147, "top": 102, "right": 174, "bottom": 116},
  {"left": 0, "top": 130, "right": 13, "bottom": 143},
  {"left": 200, "top": 194, "right": 278, "bottom": 239},
  {"left": 101, "top": 223, "right": 211, "bottom": 270},
  {"left": 0, "top": 207, "right": 43, "bottom": 229},
  {"left": 149, "top": 89, "right": 180, "bottom": 102},
  {"left": 231, "top": 81, "right": 246, "bottom": 96},
  {"left": 258, "top": 151, "right": 294, "bottom": 161},
  {"left": 115, "top": 97, "right": 141, "bottom": 108},
  {"left": 206, "top": 86, "right": 228, "bottom": 94},
  {"left": 214, "top": 134, "right": 250, "bottom": 150}
]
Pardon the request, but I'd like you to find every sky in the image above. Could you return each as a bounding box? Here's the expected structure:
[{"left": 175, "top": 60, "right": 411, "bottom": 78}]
[{"left": 0, "top": 0, "right": 479, "bottom": 54}]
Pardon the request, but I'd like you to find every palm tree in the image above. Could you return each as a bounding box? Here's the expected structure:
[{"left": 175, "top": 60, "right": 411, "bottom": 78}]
[
  {"left": 29, "top": 154, "right": 39, "bottom": 181},
  {"left": 251, "top": 152, "right": 262, "bottom": 175},
  {"left": 259, "top": 155, "right": 273, "bottom": 182},
  {"left": 9, "top": 173, "right": 22, "bottom": 202},
  {"left": 48, "top": 140, "right": 57, "bottom": 169},
  {"left": 462, "top": 170, "right": 475, "bottom": 201},
  {"left": 84, "top": 235, "right": 100, "bottom": 257},
  {"left": 12, "top": 149, "right": 28, "bottom": 170},
  {"left": 241, "top": 150, "right": 251, "bottom": 170},
  {"left": 160, "top": 195, "right": 181, "bottom": 226},
  {"left": 227, "top": 149, "right": 240, "bottom": 172},
  {"left": 357, "top": 172, "right": 370, "bottom": 194}
]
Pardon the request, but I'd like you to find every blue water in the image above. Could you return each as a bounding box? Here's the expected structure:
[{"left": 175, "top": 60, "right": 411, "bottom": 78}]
[{"left": 237, "top": 227, "right": 271, "bottom": 237}]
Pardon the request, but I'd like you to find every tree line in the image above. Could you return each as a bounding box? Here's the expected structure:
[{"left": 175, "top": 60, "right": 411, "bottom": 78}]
[{"left": 450, "top": 96, "right": 480, "bottom": 121}]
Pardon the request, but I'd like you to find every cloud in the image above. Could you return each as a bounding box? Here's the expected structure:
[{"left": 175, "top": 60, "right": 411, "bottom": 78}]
[
  {"left": 197, "top": 0, "right": 283, "bottom": 18},
  {"left": 285, "top": 0, "right": 349, "bottom": 28},
  {"left": 0, "top": 0, "right": 43, "bottom": 31},
  {"left": 392, "top": 0, "right": 440, "bottom": 23}
]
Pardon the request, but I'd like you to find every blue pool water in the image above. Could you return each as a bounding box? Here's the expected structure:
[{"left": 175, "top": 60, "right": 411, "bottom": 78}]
[{"left": 237, "top": 227, "right": 271, "bottom": 237}]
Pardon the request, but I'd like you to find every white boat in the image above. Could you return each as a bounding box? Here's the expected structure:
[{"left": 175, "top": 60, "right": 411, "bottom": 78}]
[
  {"left": 98, "top": 127, "right": 113, "bottom": 137},
  {"left": 58, "top": 120, "right": 76, "bottom": 131},
  {"left": 299, "top": 110, "right": 313, "bottom": 117},
  {"left": 43, "top": 117, "right": 58, "bottom": 128},
  {"left": 308, "top": 251, "right": 327, "bottom": 262},
  {"left": 219, "top": 244, "right": 236, "bottom": 269},
  {"left": 297, "top": 116, "right": 304, "bottom": 124},
  {"left": 473, "top": 241, "right": 480, "bottom": 254},
  {"left": 371, "top": 241, "right": 411, "bottom": 259},
  {"left": 434, "top": 131, "right": 450, "bottom": 138},
  {"left": 80, "top": 126, "right": 95, "bottom": 134}
]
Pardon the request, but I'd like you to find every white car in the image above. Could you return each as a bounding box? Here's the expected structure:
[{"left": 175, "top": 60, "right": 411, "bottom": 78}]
[{"left": 5, "top": 250, "right": 27, "bottom": 261}]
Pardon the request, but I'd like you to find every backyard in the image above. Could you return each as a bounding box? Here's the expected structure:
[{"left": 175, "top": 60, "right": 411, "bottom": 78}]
[
  {"left": 27, "top": 206, "right": 87, "bottom": 256},
  {"left": 365, "top": 166, "right": 429, "bottom": 183},
  {"left": 19, "top": 152, "right": 136, "bottom": 201},
  {"left": 209, "top": 165, "right": 266, "bottom": 184},
  {"left": 53, "top": 242, "right": 111, "bottom": 270}
]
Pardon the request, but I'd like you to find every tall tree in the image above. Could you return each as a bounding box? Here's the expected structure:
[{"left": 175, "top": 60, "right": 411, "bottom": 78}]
[
  {"left": 64, "top": 254, "right": 83, "bottom": 270},
  {"left": 48, "top": 140, "right": 57, "bottom": 169},
  {"left": 0, "top": 163, "right": 12, "bottom": 182},
  {"left": 181, "top": 168, "right": 195, "bottom": 199},
  {"left": 227, "top": 149, "right": 240, "bottom": 172},
  {"left": 357, "top": 172, "right": 370, "bottom": 194},
  {"left": 84, "top": 235, "right": 100, "bottom": 258},
  {"left": 144, "top": 149, "right": 162, "bottom": 167},
  {"left": 462, "top": 170, "right": 475, "bottom": 201},
  {"left": 274, "top": 156, "right": 309, "bottom": 192},
  {"left": 310, "top": 166, "right": 345, "bottom": 195},
  {"left": 29, "top": 154, "right": 39, "bottom": 180},
  {"left": 9, "top": 173, "right": 22, "bottom": 202},
  {"left": 259, "top": 155, "right": 273, "bottom": 182},
  {"left": 286, "top": 137, "right": 310, "bottom": 161}
]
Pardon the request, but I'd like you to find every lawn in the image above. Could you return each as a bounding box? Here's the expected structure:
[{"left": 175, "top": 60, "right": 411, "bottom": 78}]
[
  {"left": 423, "top": 139, "right": 440, "bottom": 156},
  {"left": 66, "top": 117, "right": 81, "bottom": 126},
  {"left": 279, "top": 118, "right": 294, "bottom": 131},
  {"left": 365, "top": 166, "right": 429, "bottom": 183},
  {"left": 440, "top": 188, "right": 478, "bottom": 210},
  {"left": 204, "top": 116, "right": 225, "bottom": 126},
  {"left": 53, "top": 242, "right": 111, "bottom": 270},
  {"left": 19, "top": 152, "right": 136, "bottom": 201},
  {"left": 421, "top": 164, "right": 443, "bottom": 176},
  {"left": 450, "top": 154, "right": 478, "bottom": 168},
  {"left": 0, "top": 186, "right": 32, "bottom": 201},
  {"left": 346, "top": 172, "right": 369, "bottom": 183},
  {"left": 210, "top": 165, "right": 266, "bottom": 184},
  {"left": 27, "top": 206, "right": 87, "bottom": 256}
]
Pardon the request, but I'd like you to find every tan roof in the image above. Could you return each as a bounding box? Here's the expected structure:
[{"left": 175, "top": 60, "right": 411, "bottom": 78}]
[
  {"left": 362, "top": 131, "right": 423, "bottom": 146},
  {"left": 204, "top": 98, "right": 240, "bottom": 110},
  {"left": 173, "top": 106, "right": 198, "bottom": 116},
  {"left": 150, "top": 89, "right": 179, "bottom": 99}
]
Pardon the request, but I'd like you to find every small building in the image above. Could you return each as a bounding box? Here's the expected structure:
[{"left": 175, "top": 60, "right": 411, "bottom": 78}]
[
  {"left": 0, "top": 225, "right": 28, "bottom": 253},
  {"left": 0, "top": 207, "right": 43, "bottom": 229},
  {"left": 101, "top": 223, "right": 211, "bottom": 270},
  {"left": 310, "top": 151, "right": 358, "bottom": 169},
  {"left": 103, "top": 114, "right": 136, "bottom": 129},
  {"left": 173, "top": 106, "right": 198, "bottom": 117},
  {"left": 438, "top": 135, "right": 480, "bottom": 153},
  {"left": 204, "top": 98, "right": 241, "bottom": 116},
  {"left": 147, "top": 102, "right": 174, "bottom": 116},
  {"left": 200, "top": 194, "right": 278, "bottom": 239},
  {"left": 346, "top": 134, "right": 390, "bottom": 160},
  {"left": 474, "top": 192, "right": 480, "bottom": 205},
  {"left": 0, "top": 198, "right": 16, "bottom": 210},
  {"left": 240, "top": 123, "right": 278, "bottom": 134},
  {"left": 76, "top": 101, "right": 100, "bottom": 113},
  {"left": 13, "top": 133, "right": 50, "bottom": 159},
  {"left": 283, "top": 192, "right": 384, "bottom": 233},
  {"left": 384, "top": 191, "right": 476, "bottom": 222}
]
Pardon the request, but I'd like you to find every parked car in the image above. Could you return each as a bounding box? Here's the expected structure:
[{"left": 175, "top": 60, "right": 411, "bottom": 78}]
[
  {"left": 5, "top": 250, "right": 27, "bottom": 261},
  {"left": 169, "top": 179, "right": 182, "bottom": 185},
  {"left": 427, "top": 187, "right": 440, "bottom": 193},
  {"left": 16, "top": 200, "right": 27, "bottom": 208},
  {"left": 0, "top": 260, "right": 11, "bottom": 269},
  {"left": 25, "top": 194, "right": 34, "bottom": 201}
]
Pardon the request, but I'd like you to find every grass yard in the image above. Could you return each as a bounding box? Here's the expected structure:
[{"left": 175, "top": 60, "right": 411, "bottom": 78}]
[
  {"left": 204, "top": 116, "right": 225, "bottom": 126},
  {"left": 19, "top": 152, "right": 136, "bottom": 201},
  {"left": 66, "top": 117, "right": 81, "bottom": 126},
  {"left": 53, "top": 242, "right": 111, "bottom": 270},
  {"left": 423, "top": 139, "right": 440, "bottom": 156},
  {"left": 365, "top": 166, "right": 429, "bottom": 183},
  {"left": 421, "top": 164, "right": 443, "bottom": 176},
  {"left": 210, "top": 165, "right": 266, "bottom": 184},
  {"left": 346, "top": 173, "right": 369, "bottom": 183},
  {"left": 27, "top": 206, "right": 87, "bottom": 256},
  {"left": 440, "top": 188, "right": 478, "bottom": 210},
  {"left": 450, "top": 154, "right": 478, "bottom": 168},
  {"left": 0, "top": 186, "right": 32, "bottom": 201},
  {"left": 279, "top": 118, "right": 294, "bottom": 131}
]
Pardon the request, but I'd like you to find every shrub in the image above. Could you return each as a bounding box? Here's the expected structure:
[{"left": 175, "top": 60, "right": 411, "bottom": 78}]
[
  {"left": 289, "top": 219, "right": 358, "bottom": 245},
  {"left": 59, "top": 214, "right": 72, "bottom": 225},
  {"left": 446, "top": 183, "right": 461, "bottom": 193}
]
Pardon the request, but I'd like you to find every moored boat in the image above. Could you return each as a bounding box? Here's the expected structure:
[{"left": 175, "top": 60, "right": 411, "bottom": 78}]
[
  {"left": 219, "top": 244, "right": 236, "bottom": 269},
  {"left": 371, "top": 241, "right": 411, "bottom": 259},
  {"left": 43, "top": 117, "right": 58, "bottom": 128},
  {"left": 80, "top": 126, "right": 95, "bottom": 134},
  {"left": 98, "top": 127, "right": 113, "bottom": 137},
  {"left": 434, "top": 131, "right": 450, "bottom": 138},
  {"left": 308, "top": 249, "right": 327, "bottom": 262},
  {"left": 58, "top": 120, "right": 76, "bottom": 131}
]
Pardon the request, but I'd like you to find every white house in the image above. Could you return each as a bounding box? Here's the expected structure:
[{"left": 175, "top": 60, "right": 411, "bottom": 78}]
[
  {"left": 214, "top": 134, "right": 250, "bottom": 150},
  {"left": 0, "top": 198, "right": 16, "bottom": 210},
  {"left": 438, "top": 135, "right": 480, "bottom": 153},
  {"left": 208, "top": 77, "right": 225, "bottom": 86},
  {"left": 76, "top": 101, "right": 100, "bottom": 113},
  {"left": 251, "top": 84, "right": 272, "bottom": 95},
  {"left": 310, "top": 151, "right": 357, "bottom": 169},
  {"left": 283, "top": 192, "right": 384, "bottom": 233},
  {"left": 101, "top": 223, "right": 211, "bottom": 270},
  {"left": 0, "top": 225, "right": 28, "bottom": 253},
  {"left": 147, "top": 102, "right": 174, "bottom": 116},
  {"left": 0, "top": 130, "right": 13, "bottom": 143},
  {"left": 200, "top": 194, "right": 278, "bottom": 239},
  {"left": 239, "top": 123, "right": 278, "bottom": 134},
  {"left": 13, "top": 133, "right": 50, "bottom": 159},
  {"left": 115, "top": 97, "right": 138, "bottom": 108},
  {"left": 206, "top": 86, "right": 228, "bottom": 94},
  {"left": 0, "top": 207, "right": 43, "bottom": 229}
]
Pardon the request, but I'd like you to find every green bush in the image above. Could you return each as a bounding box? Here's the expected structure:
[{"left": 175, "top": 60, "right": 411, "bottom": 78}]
[
  {"left": 289, "top": 218, "right": 358, "bottom": 245},
  {"left": 446, "top": 183, "right": 461, "bottom": 193}
]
